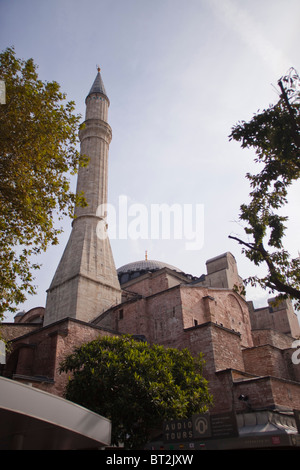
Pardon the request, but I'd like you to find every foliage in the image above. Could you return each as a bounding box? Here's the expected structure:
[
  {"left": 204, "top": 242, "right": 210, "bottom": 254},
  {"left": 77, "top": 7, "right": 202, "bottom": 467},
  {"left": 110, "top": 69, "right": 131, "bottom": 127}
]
[
  {"left": 0, "top": 47, "right": 87, "bottom": 319},
  {"left": 229, "top": 68, "right": 300, "bottom": 309},
  {"left": 59, "top": 335, "right": 212, "bottom": 449}
]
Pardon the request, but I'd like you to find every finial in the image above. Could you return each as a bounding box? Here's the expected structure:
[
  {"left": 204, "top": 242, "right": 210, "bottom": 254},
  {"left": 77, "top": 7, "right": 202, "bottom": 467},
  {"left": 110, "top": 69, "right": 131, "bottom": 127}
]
[
  {"left": 97, "top": 64, "right": 101, "bottom": 73},
  {"left": 145, "top": 250, "right": 148, "bottom": 261}
]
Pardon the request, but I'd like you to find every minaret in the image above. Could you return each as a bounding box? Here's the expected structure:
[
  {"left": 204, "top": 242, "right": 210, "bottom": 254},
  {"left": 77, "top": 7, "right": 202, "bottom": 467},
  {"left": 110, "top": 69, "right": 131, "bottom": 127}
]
[{"left": 44, "top": 68, "right": 122, "bottom": 326}]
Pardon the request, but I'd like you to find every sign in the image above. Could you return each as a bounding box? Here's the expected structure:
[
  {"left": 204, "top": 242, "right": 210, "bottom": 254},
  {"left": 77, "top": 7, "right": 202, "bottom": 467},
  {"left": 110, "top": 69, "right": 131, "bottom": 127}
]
[
  {"left": 163, "top": 418, "right": 193, "bottom": 443},
  {"left": 164, "top": 411, "right": 238, "bottom": 443},
  {"left": 192, "top": 414, "right": 211, "bottom": 438},
  {"left": 210, "top": 412, "right": 238, "bottom": 438}
]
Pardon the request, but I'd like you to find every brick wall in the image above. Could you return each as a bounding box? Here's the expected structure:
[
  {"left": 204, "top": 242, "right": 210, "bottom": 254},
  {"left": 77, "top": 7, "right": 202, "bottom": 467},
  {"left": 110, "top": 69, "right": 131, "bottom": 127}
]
[
  {"left": 249, "top": 298, "right": 300, "bottom": 338},
  {"left": 233, "top": 377, "right": 275, "bottom": 411},
  {"left": 183, "top": 325, "right": 245, "bottom": 413},
  {"left": 211, "top": 325, "right": 244, "bottom": 372},
  {"left": 184, "top": 324, "right": 215, "bottom": 370},
  {"left": 271, "top": 377, "right": 300, "bottom": 409},
  {"left": 4, "top": 318, "right": 118, "bottom": 396},
  {"left": 113, "top": 298, "right": 148, "bottom": 337},
  {"left": 1, "top": 323, "right": 41, "bottom": 342},
  {"left": 95, "top": 285, "right": 185, "bottom": 347},
  {"left": 184, "top": 323, "right": 245, "bottom": 375},
  {"left": 251, "top": 329, "right": 294, "bottom": 349},
  {"left": 233, "top": 376, "right": 300, "bottom": 412},
  {"left": 243, "top": 345, "right": 290, "bottom": 380},
  {"left": 120, "top": 269, "right": 187, "bottom": 298},
  {"left": 180, "top": 286, "right": 209, "bottom": 328},
  {"left": 180, "top": 286, "right": 253, "bottom": 348},
  {"left": 96, "top": 275, "right": 254, "bottom": 351},
  {"left": 121, "top": 270, "right": 172, "bottom": 297}
]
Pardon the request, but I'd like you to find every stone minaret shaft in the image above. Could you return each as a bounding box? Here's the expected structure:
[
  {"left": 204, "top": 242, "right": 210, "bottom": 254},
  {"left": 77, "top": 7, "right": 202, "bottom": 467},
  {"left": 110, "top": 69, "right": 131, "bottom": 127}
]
[{"left": 44, "top": 69, "right": 121, "bottom": 326}]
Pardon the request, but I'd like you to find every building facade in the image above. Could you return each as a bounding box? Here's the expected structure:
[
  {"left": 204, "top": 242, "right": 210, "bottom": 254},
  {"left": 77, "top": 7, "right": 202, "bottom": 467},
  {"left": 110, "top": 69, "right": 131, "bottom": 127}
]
[{"left": 1, "top": 70, "right": 300, "bottom": 449}]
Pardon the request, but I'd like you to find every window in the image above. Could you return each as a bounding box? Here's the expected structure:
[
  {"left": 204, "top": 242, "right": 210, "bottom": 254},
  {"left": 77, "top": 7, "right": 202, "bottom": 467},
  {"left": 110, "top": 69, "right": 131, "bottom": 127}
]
[{"left": 119, "top": 309, "right": 123, "bottom": 320}]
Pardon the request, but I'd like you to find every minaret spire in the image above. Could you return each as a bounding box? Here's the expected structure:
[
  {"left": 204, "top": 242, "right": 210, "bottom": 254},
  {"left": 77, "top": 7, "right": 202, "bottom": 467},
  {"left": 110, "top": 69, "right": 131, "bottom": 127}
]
[
  {"left": 44, "top": 69, "right": 121, "bottom": 326},
  {"left": 86, "top": 65, "right": 108, "bottom": 102}
]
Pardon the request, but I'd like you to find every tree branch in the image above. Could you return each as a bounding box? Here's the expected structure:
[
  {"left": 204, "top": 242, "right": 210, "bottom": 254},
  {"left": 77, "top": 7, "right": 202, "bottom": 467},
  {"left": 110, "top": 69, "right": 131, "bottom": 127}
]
[
  {"left": 228, "top": 235, "right": 255, "bottom": 251},
  {"left": 278, "top": 79, "right": 300, "bottom": 147},
  {"left": 228, "top": 235, "right": 300, "bottom": 300}
]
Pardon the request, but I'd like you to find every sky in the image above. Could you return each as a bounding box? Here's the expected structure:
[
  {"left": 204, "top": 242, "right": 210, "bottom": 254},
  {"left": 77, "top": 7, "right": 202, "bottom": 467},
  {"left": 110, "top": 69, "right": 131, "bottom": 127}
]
[{"left": 1, "top": 0, "right": 300, "bottom": 321}]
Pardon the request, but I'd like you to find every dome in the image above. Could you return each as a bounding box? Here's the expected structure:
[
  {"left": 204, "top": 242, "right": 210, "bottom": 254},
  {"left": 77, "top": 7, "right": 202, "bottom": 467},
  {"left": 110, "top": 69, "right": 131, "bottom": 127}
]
[
  {"left": 117, "top": 259, "right": 182, "bottom": 274},
  {"left": 117, "top": 259, "right": 184, "bottom": 284}
]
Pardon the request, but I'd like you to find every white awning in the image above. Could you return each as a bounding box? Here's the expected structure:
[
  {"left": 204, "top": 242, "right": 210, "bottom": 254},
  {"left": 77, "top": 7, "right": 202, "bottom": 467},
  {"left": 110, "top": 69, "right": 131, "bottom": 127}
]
[
  {"left": 0, "top": 376, "right": 111, "bottom": 449},
  {"left": 237, "top": 410, "right": 298, "bottom": 436}
]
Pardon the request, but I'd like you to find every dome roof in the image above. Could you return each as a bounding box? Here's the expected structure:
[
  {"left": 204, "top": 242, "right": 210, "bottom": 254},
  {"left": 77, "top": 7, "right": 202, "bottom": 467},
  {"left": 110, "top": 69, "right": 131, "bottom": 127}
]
[
  {"left": 118, "top": 259, "right": 182, "bottom": 274},
  {"left": 117, "top": 259, "right": 184, "bottom": 284},
  {"left": 14, "top": 310, "right": 26, "bottom": 318}
]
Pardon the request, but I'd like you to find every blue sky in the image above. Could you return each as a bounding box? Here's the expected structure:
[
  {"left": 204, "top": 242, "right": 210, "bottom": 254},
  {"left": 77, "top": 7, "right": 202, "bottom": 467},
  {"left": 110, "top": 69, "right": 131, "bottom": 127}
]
[{"left": 1, "top": 0, "right": 300, "bottom": 319}]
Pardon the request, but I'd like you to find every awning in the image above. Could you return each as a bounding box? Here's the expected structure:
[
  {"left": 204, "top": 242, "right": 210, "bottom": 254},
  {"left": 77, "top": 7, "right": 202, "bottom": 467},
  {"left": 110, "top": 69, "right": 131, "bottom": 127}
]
[
  {"left": 0, "top": 376, "right": 111, "bottom": 449},
  {"left": 237, "top": 410, "right": 298, "bottom": 436}
]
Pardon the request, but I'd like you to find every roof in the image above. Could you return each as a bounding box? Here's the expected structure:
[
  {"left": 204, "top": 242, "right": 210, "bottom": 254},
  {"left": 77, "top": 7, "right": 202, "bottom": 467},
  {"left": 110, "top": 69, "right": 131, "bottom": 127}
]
[
  {"left": 117, "top": 259, "right": 183, "bottom": 275},
  {"left": 87, "top": 68, "right": 108, "bottom": 99},
  {"left": 237, "top": 410, "right": 298, "bottom": 436},
  {"left": 117, "top": 259, "right": 186, "bottom": 285},
  {"left": 0, "top": 376, "right": 111, "bottom": 449}
]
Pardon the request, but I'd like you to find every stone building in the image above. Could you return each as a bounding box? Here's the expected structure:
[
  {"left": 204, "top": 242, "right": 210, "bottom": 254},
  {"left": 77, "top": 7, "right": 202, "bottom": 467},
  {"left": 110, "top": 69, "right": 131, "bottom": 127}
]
[{"left": 1, "top": 70, "right": 300, "bottom": 449}]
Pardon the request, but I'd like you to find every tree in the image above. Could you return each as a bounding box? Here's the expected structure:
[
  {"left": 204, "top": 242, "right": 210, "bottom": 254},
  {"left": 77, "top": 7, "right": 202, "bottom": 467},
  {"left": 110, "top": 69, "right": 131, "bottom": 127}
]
[
  {"left": 59, "top": 335, "right": 213, "bottom": 449},
  {"left": 0, "top": 47, "right": 87, "bottom": 319},
  {"left": 228, "top": 68, "right": 300, "bottom": 309}
]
